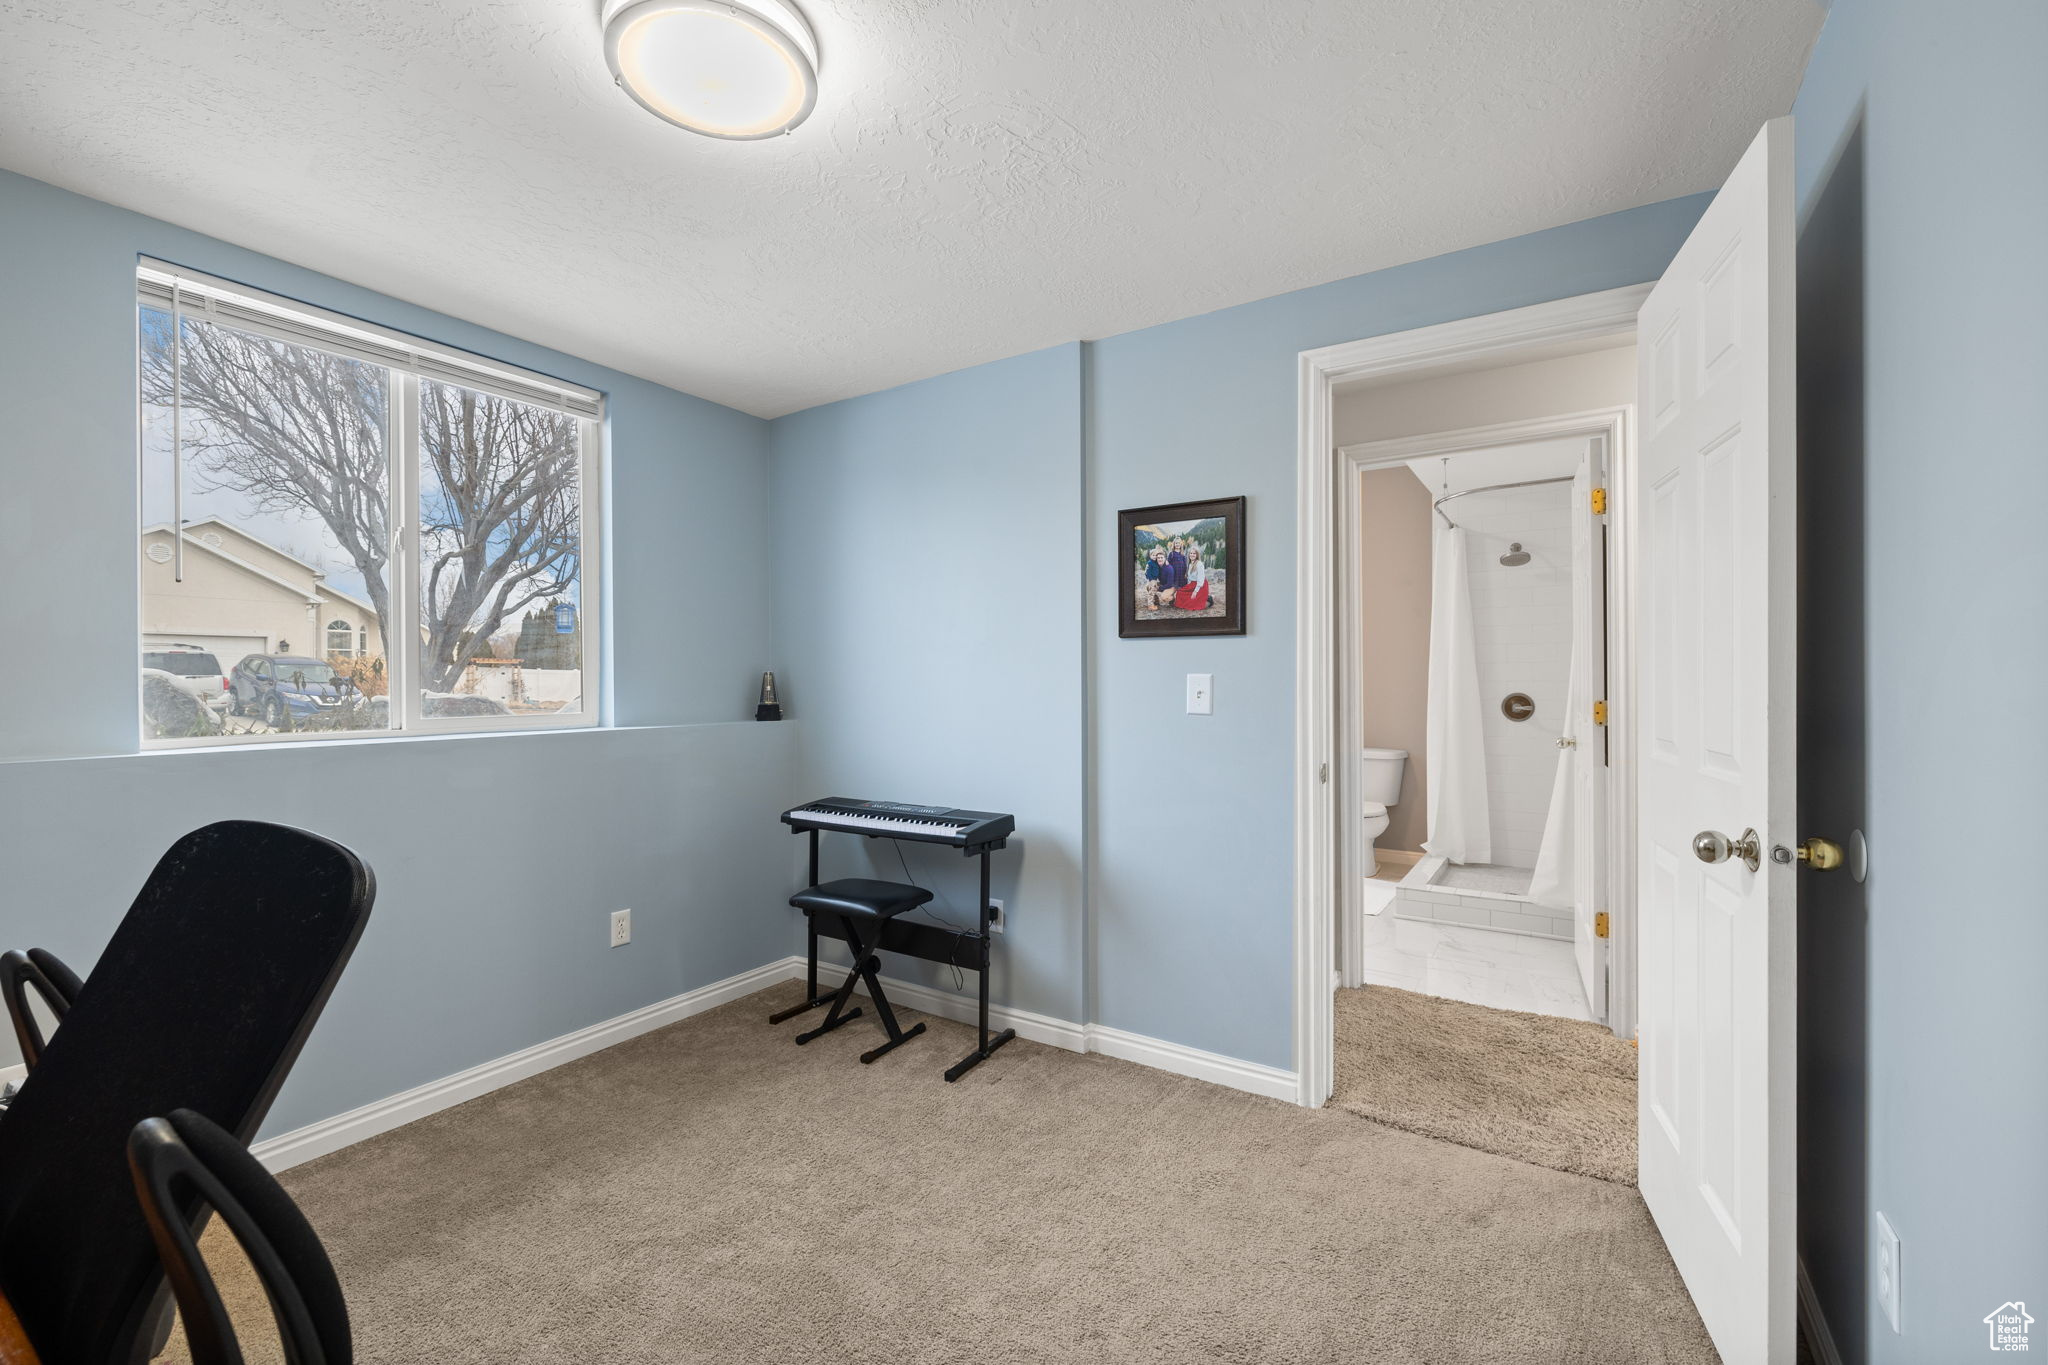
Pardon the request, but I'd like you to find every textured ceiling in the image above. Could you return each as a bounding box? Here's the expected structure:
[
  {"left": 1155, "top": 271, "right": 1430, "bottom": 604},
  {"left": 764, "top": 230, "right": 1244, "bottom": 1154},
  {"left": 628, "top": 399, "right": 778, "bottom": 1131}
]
[{"left": 0, "top": 0, "right": 1821, "bottom": 417}]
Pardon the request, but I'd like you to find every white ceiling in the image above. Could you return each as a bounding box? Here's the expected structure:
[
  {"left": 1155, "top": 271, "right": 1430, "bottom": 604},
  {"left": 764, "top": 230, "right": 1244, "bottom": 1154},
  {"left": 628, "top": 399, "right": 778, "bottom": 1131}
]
[{"left": 0, "top": 0, "right": 1821, "bottom": 418}]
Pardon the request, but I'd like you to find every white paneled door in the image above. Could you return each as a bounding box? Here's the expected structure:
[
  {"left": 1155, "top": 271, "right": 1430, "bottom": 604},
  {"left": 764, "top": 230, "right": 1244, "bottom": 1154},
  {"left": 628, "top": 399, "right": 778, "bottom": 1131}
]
[{"left": 1634, "top": 118, "right": 1797, "bottom": 1365}]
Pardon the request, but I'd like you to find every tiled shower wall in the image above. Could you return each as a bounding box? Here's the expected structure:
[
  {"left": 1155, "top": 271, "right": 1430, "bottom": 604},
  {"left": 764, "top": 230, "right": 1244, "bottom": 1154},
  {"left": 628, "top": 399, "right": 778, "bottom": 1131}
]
[
  {"left": 1456, "top": 481, "right": 1575, "bottom": 868},
  {"left": 1393, "top": 880, "right": 1575, "bottom": 939}
]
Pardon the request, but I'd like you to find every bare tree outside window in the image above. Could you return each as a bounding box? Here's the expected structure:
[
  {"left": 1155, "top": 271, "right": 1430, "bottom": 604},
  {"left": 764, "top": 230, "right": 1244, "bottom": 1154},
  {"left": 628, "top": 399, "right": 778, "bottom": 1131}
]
[
  {"left": 418, "top": 379, "right": 581, "bottom": 695},
  {"left": 140, "top": 310, "right": 585, "bottom": 708},
  {"left": 139, "top": 309, "right": 391, "bottom": 625}
]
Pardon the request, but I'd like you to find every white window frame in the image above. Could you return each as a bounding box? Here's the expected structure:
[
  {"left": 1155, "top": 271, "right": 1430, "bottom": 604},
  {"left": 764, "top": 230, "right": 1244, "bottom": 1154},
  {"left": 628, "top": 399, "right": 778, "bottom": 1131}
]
[{"left": 136, "top": 259, "right": 606, "bottom": 749}]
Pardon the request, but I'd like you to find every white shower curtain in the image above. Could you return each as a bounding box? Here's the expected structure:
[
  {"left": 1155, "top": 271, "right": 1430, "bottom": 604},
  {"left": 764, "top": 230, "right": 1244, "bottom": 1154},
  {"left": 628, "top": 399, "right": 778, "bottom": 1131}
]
[
  {"left": 1529, "top": 650, "right": 1579, "bottom": 909},
  {"left": 1422, "top": 525, "right": 1491, "bottom": 865},
  {"left": 1530, "top": 459, "right": 1592, "bottom": 909}
]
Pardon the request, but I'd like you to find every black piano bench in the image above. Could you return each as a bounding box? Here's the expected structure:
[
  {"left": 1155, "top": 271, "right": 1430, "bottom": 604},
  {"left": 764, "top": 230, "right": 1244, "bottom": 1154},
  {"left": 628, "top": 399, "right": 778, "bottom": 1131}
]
[{"left": 776, "top": 879, "right": 932, "bottom": 1064}]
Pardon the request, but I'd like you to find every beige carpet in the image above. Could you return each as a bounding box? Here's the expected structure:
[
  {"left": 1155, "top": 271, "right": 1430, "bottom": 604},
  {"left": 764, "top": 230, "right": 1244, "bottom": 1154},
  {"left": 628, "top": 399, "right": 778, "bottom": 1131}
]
[
  {"left": 1332, "top": 984, "right": 1640, "bottom": 1185},
  {"left": 162, "top": 985, "right": 1712, "bottom": 1364}
]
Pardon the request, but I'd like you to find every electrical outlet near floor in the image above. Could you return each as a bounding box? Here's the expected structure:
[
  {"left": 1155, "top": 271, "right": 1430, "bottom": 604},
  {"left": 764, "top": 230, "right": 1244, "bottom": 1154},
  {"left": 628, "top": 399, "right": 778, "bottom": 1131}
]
[
  {"left": 610, "top": 909, "right": 632, "bottom": 948},
  {"left": 987, "top": 898, "right": 1005, "bottom": 933},
  {"left": 1875, "top": 1210, "right": 1902, "bottom": 1332}
]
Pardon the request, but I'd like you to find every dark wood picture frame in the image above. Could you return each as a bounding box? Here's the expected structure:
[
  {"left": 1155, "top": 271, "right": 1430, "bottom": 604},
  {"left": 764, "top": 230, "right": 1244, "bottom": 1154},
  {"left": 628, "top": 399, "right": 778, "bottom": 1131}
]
[{"left": 1117, "top": 496, "right": 1247, "bottom": 639}]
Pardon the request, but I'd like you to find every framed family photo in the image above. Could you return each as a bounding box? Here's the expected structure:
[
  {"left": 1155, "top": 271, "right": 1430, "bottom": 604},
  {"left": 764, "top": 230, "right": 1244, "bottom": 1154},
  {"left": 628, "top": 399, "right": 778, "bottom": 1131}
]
[{"left": 1117, "top": 496, "right": 1246, "bottom": 638}]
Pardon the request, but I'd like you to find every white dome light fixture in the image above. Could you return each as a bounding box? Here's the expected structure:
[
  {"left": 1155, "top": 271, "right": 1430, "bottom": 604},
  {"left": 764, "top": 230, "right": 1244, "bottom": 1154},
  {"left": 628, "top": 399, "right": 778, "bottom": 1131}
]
[{"left": 602, "top": 0, "right": 818, "bottom": 140}]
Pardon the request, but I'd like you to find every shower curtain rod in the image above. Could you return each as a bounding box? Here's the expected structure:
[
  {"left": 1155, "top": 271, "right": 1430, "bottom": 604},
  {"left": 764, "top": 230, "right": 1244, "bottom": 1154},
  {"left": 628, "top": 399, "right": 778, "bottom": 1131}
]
[{"left": 1433, "top": 474, "right": 1575, "bottom": 529}]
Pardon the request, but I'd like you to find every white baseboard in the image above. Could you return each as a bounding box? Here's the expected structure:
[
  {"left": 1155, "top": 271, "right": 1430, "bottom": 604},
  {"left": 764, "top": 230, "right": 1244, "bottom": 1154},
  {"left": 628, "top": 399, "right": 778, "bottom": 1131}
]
[
  {"left": 1797, "top": 1257, "right": 1846, "bottom": 1365},
  {"left": 797, "top": 958, "right": 1297, "bottom": 1103},
  {"left": 249, "top": 954, "right": 1300, "bottom": 1173},
  {"left": 251, "top": 958, "right": 795, "bottom": 1173},
  {"left": 800, "top": 957, "right": 1086, "bottom": 1052},
  {"left": 0, "top": 1063, "right": 24, "bottom": 1090},
  {"left": 1081, "top": 1021, "right": 1298, "bottom": 1102}
]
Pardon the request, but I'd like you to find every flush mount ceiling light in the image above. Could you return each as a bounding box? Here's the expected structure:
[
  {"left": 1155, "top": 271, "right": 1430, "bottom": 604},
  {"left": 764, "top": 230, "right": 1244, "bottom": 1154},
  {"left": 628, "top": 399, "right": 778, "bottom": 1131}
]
[{"left": 602, "top": 0, "right": 818, "bottom": 140}]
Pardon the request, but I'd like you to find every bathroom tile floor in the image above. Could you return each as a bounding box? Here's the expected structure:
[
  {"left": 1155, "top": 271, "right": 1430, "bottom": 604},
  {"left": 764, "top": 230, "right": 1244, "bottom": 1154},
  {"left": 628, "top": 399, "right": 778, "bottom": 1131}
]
[{"left": 1357, "top": 916, "right": 1595, "bottom": 1022}]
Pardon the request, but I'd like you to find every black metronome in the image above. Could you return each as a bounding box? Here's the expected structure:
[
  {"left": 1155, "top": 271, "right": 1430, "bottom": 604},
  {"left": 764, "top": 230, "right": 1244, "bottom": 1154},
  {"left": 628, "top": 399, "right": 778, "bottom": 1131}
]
[{"left": 755, "top": 671, "right": 783, "bottom": 721}]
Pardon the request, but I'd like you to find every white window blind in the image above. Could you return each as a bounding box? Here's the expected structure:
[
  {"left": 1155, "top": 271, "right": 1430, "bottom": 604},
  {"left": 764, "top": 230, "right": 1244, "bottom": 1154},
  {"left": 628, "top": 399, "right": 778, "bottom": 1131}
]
[{"left": 137, "top": 259, "right": 604, "bottom": 421}]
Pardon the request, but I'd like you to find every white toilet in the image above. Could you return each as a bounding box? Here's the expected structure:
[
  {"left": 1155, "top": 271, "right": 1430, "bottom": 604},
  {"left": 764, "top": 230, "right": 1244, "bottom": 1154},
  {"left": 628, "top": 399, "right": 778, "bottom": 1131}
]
[{"left": 1358, "top": 747, "right": 1409, "bottom": 875}]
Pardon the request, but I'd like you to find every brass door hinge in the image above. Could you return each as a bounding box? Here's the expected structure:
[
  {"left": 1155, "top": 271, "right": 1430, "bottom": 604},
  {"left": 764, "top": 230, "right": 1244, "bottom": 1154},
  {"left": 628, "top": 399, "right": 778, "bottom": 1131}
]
[
  {"left": 1594, "top": 911, "right": 1610, "bottom": 939},
  {"left": 1592, "top": 700, "right": 1608, "bottom": 726},
  {"left": 1590, "top": 486, "right": 1607, "bottom": 515}
]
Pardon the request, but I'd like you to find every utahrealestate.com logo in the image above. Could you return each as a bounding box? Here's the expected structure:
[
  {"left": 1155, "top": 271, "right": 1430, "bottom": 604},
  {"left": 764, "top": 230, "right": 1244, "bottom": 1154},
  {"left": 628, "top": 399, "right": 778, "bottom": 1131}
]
[{"left": 1984, "top": 1301, "right": 2034, "bottom": 1352}]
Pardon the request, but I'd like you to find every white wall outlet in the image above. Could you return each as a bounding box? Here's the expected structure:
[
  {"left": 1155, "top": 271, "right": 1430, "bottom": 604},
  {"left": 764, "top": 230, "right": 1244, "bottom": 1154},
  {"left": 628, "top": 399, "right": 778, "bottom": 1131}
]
[
  {"left": 1874, "top": 1210, "right": 1902, "bottom": 1332},
  {"left": 1186, "top": 673, "right": 1213, "bottom": 715},
  {"left": 609, "top": 909, "right": 632, "bottom": 948},
  {"left": 986, "top": 898, "right": 1005, "bottom": 933}
]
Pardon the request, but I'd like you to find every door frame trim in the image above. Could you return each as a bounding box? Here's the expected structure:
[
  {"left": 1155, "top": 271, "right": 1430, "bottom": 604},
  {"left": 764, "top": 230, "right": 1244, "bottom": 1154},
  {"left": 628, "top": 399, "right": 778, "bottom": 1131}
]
[
  {"left": 1334, "top": 406, "right": 1635, "bottom": 1037},
  {"left": 1292, "top": 283, "right": 1650, "bottom": 1107}
]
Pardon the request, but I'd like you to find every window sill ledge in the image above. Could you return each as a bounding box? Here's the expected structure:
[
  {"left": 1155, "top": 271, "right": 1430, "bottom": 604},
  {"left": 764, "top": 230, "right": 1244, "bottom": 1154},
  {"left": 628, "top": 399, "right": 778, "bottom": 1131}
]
[{"left": 5, "top": 719, "right": 793, "bottom": 768}]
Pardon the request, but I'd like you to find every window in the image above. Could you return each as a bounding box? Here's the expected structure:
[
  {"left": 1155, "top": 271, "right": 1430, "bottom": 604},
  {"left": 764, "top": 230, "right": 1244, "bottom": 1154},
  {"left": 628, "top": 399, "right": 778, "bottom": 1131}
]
[
  {"left": 137, "top": 260, "right": 603, "bottom": 745},
  {"left": 142, "top": 651, "right": 222, "bottom": 678}
]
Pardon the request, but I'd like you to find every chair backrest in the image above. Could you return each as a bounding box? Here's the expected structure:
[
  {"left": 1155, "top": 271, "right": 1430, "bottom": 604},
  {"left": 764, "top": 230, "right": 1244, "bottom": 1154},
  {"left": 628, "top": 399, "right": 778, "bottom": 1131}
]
[
  {"left": 0, "top": 821, "right": 374, "bottom": 1365},
  {"left": 128, "top": 1109, "right": 352, "bottom": 1365},
  {"left": 2, "top": 947, "right": 85, "bottom": 1068}
]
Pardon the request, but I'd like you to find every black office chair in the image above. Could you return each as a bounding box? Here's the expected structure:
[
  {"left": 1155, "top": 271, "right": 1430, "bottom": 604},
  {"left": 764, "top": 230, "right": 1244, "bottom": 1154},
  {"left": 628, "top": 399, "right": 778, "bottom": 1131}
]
[
  {"left": 128, "top": 1108, "right": 352, "bottom": 1365},
  {"left": 0, "top": 820, "right": 375, "bottom": 1365},
  {"left": 783, "top": 878, "right": 933, "bottom": 1062}
]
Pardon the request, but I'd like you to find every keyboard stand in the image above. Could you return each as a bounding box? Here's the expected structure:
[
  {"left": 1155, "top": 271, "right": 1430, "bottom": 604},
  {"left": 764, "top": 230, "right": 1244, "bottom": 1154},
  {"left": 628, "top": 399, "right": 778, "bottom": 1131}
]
[
  {"left": 943, "top": 845, "right": 1017, "bottom": 1081},
  {"left": 768, "top": 828, "right": 843, "bottom": 1025},
  {"left": 773, "top": 827, "right": 1018, "bottom": 1081}
]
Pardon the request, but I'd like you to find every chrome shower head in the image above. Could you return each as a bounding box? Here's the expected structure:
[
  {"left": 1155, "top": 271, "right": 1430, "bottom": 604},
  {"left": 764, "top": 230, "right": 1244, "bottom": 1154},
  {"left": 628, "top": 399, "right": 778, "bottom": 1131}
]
[{"left": 1499, "top": 542, "right": 1531, "bottom": 567}]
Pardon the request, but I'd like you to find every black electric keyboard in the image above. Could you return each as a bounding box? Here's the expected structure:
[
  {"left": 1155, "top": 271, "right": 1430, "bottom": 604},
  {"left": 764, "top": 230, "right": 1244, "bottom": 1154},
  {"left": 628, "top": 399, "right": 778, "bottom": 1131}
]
[
  {"left": 777, "top": 797, "right": 1020, "bottom": 1080},
  {"left": 781, "top": 798, "right": 1014, "bottom": 853}
]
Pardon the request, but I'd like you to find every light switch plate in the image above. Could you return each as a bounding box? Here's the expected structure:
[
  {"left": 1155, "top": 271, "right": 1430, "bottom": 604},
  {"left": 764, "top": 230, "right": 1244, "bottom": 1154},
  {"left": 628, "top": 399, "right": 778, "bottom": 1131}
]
[{"left": 1186, "top": 673, "right": 1213, "bottom": 715}]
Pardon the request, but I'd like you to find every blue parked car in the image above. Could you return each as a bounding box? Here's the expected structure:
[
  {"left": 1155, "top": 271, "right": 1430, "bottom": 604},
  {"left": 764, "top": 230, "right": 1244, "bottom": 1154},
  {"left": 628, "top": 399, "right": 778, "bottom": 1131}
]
[{"left": 228, "top": 655, "right": 360, "bottom": 730}]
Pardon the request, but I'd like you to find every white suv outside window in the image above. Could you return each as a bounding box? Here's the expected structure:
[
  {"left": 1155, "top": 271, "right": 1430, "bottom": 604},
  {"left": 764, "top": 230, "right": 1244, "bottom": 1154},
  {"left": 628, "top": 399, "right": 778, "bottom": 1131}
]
[{"left": 141, "top": 647, "right": 229, "bottom": 713}]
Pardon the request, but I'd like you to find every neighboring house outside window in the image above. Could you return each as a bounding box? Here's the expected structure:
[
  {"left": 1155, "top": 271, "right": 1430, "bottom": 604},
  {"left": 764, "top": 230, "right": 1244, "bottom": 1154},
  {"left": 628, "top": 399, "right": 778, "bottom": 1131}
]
[{"left": 140, "top": 519, "right": 386, "bottom": 667}]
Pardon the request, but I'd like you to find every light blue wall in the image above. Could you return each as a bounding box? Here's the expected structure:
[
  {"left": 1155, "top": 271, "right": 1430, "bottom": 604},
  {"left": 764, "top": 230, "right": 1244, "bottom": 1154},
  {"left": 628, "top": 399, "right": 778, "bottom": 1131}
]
[
  {"left": 0, "top": 172, "right": 797, "bottom": 1132},
  {"left": 769, "top": 346, "right": 1085, "bottom": 1024},
  {"left": 0, "top": 168, "right": 1712, "bottom": 1139},
  {"left": 1791, "top": 2, "right": 2048, "bottom": 1358},
  {"left": 763, "top": 199, "right": 1711, "bottom": 1068},
  {"left": 0, "top": 724, "right": 796, "bottom": 1138},
  {"left": 1084, "top": 198, "right": 1709, "bottom": 1066}
]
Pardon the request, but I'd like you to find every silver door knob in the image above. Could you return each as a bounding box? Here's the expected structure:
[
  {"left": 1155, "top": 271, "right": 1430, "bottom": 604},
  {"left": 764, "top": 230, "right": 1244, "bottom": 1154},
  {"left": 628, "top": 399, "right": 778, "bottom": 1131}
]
[{"left": 1693, "top": 827, "right": 1761, "bottom": 872}]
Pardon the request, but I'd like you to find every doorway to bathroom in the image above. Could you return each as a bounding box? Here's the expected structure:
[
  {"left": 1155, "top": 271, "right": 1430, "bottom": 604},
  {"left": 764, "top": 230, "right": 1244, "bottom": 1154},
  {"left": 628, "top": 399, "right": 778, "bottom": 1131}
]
[
  {"left": 1294, "top": 124, "right": 1802, "bottom": 1364},
  {"left": 1336, "top": 396, "right": 1630, "bottom": 1036},
  {"left": 1317, "top": 356, "right": 1644, "bottom": 1186}
]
